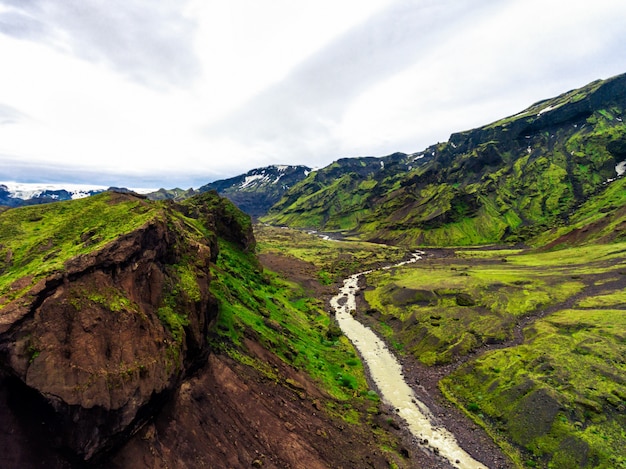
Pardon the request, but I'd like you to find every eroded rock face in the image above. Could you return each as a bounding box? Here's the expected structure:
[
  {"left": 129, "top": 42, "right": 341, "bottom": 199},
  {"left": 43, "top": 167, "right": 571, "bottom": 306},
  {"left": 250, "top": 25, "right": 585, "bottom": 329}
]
[{"left": 0, "top": 213, "right": 219, "bottom": 462}]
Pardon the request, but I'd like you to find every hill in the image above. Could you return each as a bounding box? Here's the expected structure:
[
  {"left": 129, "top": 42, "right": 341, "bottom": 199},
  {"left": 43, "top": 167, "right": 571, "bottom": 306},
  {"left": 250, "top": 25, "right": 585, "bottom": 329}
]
[
  {"left": 263, "top": 73, "right": 626, "bottom": 246},
  {"left": 144, "top": 186, "right": 199, "bottom": 202}
]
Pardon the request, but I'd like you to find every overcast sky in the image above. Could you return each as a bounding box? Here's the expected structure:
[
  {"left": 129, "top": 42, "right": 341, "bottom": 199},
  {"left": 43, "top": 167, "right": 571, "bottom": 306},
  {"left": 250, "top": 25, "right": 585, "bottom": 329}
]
[{"left": 1, "top": 0, "right": 626, "bottom": 189}]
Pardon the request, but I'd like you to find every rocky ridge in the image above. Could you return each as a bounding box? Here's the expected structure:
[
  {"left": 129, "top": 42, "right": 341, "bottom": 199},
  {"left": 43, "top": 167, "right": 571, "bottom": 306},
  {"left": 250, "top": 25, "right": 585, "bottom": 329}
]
[
  {"left": 263, "top": 72, "right": 626, "bottom": 246},
  {"left": 198, "top": 164, "right": 312, "bottom": 218},
  {"left": 0, "top": 191, "right": 244, "bottom": 464}
]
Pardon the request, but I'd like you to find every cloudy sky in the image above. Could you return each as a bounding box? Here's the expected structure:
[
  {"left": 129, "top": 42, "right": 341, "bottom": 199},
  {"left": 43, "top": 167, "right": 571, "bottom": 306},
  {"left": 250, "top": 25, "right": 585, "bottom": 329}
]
[{"left": 1, "top": 0, "right": 625, "bottom": 189}]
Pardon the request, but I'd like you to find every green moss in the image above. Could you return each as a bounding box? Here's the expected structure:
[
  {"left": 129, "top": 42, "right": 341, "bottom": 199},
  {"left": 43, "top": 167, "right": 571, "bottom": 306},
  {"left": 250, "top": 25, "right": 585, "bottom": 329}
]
[
  {"left": 176, "top": 264, "right": 202, "bottom": 302},
  {"left": 441, "top": 307, "right": 626, "bottom": 468},
  {"left": 0, "top": 192, "right": 157, "bottom": 304},
  {"left": 362, "top": 245, "right": 599, "bottom": 365},
  {"left": 210, "top": 236, "right": 375, "bottom": 401},
  {"left": 157, "top": 304, "right": 189, "bottom": 343},
  {"left": 262, "top": 76, "right": 626, "bottom": 248}
]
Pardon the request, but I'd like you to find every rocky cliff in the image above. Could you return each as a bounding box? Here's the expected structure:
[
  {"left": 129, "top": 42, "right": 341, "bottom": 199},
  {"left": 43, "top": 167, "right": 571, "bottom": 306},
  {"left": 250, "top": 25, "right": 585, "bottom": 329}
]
[{"left": 0, "top": 191, "right": 250, "bottom": 464}]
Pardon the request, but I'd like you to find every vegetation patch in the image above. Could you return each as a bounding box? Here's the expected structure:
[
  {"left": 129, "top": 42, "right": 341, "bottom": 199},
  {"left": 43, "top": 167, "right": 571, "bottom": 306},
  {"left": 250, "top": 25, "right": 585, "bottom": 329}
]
[
  {"left": 362, "top": 246, "right": 594, "bottom": 365},
  {"left": 255, "top": 224, "right": 409, "bottom": 283},
  {"left": 0, "top": 192, "right": 157, "bottom": 305},
  {"left": 211, "top": 237, "right": 372, "bottom": 401},
  {"left": 441, "top": 306, "right": 626, "bottom": 468}
]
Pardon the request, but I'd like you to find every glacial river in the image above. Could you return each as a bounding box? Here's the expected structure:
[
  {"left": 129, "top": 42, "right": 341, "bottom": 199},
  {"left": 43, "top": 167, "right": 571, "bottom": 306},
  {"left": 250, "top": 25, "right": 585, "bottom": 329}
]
[{"left": 329, "top": 253, "right": 487, "bottom": 469}]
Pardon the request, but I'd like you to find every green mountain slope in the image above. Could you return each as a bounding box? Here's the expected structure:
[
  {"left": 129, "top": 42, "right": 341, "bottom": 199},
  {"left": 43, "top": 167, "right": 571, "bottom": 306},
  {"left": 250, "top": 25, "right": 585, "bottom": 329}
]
[{"left": 264, "top": 73, "right": 626, "bottom": 246}]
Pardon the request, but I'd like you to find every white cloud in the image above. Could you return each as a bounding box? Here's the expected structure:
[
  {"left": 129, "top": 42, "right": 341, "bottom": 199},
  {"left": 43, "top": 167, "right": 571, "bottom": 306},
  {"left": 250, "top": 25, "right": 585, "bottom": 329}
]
[
  {"left": 0, "top": 0, "right": 200, "bottom": 88},
  {"left": 336, "top": 0, "right": 626, "bottom": 155},
  {"left": 0, "top": 0, "right": 625, "bottom": 187}
]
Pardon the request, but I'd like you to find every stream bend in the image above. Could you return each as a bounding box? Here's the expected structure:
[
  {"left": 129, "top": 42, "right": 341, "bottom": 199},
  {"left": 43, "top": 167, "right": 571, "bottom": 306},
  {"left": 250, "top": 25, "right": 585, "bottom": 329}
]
[{"left": 330, "top": 253, "right": 487, "bottom": 469}]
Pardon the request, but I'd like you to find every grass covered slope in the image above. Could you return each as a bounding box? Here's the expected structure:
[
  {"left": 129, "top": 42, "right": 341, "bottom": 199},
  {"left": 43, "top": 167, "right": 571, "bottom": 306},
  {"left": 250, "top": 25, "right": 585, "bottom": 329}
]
[
  {"left": 0, "top": 192, "right": 157, "bottom": 305},
  {"left": 264, "top": 73, "right": 626, "bottom": 246},
  {"left": 443, "top": 305, "right": 626, "bottom": 469},
  {"left": 360, "top": 243, "right": 626, "bottom": 468},
  {"left": 532, "top": 176, "right": 626, "bottom": 248},
  {"left": 206, "top": 230, "right": 419, "bottom": 467},
  {"left": 263, "top": 153, "right": 431, "bottom": 232},
  {"left": 224, "top": 224, "right": 409, "bottom": 402},
  {"left": 211, "top": 238, "right": 370, "bottom": 401}
]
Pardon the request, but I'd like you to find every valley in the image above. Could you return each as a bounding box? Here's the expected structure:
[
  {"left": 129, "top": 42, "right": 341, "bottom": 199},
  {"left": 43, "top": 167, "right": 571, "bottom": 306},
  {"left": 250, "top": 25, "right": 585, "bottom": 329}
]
[
  {"left": 330, "top": 254, "right": 487, "bottom": 469},
  {"left": 359, "top": 243, "right": 626, "bottom": 468},
  {"left": 257, "top": 225, "right": 626, "bottom": 468},
  {"left": 1, "top": 73, "right": 625, "bottom": 468}
]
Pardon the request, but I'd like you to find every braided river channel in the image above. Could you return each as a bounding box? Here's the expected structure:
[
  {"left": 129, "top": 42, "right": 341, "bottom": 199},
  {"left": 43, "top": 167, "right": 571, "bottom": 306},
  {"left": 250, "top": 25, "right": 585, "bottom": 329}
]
[{"left": 330, "top": 253, "right": 487, "bottom": 469}]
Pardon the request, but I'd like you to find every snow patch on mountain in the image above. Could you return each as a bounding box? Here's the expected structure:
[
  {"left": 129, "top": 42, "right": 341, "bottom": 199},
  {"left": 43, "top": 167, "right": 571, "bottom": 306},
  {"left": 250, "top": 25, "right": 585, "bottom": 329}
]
[
  {"left": 236, "top": 165, "right": 312, "bottom": 189},
  {"left": 240, "top": 174, "right": 268, "bottom": 189},
  {"left": 537, "top": 105, "right": 555, "bottom": 116}
]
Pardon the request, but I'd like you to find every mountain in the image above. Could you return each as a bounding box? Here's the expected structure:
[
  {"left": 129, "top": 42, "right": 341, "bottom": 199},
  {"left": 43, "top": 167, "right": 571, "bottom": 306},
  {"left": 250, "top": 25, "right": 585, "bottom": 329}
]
[
  {"left": 0, "top": 182, "right": 107, "bottom": 207},
  {"left": 199, "top": 164, "right": 312, "bottom": 218},
  {"left": 264, "top": 73, "right": 626, "bottom": 246},
  {"left": 0, "top": 190, "right": 241, "bottom": 463}
]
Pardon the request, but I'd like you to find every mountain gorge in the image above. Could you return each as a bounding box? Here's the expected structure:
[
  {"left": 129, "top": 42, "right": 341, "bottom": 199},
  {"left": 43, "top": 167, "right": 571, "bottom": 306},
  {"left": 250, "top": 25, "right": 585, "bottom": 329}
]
[{"left": 264, "top": 73, "right": 626, "bottom": 246}]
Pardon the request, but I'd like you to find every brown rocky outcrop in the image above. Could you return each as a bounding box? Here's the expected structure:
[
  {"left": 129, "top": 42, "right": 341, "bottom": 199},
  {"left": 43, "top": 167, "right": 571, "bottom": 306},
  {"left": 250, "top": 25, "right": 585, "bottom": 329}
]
[{"left": 0, "top": 197, "right": 224, "bottom": 463}]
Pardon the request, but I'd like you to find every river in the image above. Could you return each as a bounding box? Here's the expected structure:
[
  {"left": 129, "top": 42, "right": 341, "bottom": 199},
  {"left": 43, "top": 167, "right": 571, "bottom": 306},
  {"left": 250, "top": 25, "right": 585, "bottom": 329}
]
[{"left": 329, "top": 252, "right": 487, "bottom": 469}]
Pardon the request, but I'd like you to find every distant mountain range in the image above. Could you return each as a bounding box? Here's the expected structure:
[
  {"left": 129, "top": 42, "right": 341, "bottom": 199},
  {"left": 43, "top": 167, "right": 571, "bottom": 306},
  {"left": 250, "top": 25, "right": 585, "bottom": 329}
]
[
  {"left": 0, "top": 182, "right": 108, "bottom": 207},
  {"left": 0, "top": 165, "right": 312, "bottom": 219},
  {"left": 139, "top": 165, "right": 312, "bottom": 218}
]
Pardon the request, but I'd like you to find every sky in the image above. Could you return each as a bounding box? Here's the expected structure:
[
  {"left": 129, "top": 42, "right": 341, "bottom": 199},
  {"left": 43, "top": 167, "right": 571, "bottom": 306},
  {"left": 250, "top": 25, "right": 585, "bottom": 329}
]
[{"left": 1, "top": 0, "right": 626, "bottom": 190}]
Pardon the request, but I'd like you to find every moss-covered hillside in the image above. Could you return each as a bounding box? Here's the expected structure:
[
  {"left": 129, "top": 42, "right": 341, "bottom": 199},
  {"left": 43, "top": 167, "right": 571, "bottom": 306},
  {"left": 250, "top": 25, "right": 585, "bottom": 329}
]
[
  {"left": 264, "top": 73, "right": 626, "bottom": 246},
  {"left": 0, "top": 190, "right": 253, "bottom": 461},
  {"left": 356, "top": 241, "right": 626, "bottom": 468}
]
